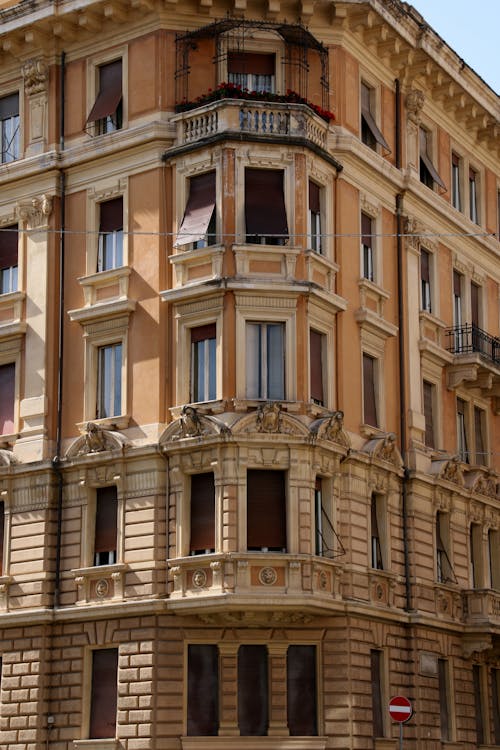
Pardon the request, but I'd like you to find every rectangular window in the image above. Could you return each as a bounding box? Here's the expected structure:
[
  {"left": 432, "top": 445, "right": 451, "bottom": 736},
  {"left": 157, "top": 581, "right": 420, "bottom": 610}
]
[
  {"left": 436, "top": 512, "right": 453, "bottom": 584},
  {"left": 97, "top": 343, "right": 122, "bottom": 419},
  {"left": 453, "top": 271, "right": 463, "bottom": 327},
  {"left": 94, "top": 486, "right": 117, "bottom": 566},
  {"left": 0, "top": 501, "right": 4, "bottom": 577},
  {"left": 371, "top": 494, "right": 384, "bottom": 570},
  {"left": 0, "top": 93, "right": 20, "bottom": 163},
  {"left": 0, "top": 363, "right": 15, "bottom": 435},
  {"left": 247, "top": 470, "right": 286, "bottom": 552},
  {"left": 89, "top": 648, "right": 118, "bottom": 739},
  {"left": 287, "top": 646, "right": 317, "bottom": 736},
  {"left": 492, "top": 668, "right": 500, "bottom": 744},
  {"left": 190, "top": 473, "right": 215, "bottom": 555},
  {"left": 469, "top": 523, "right": 483, "bottom": 588},
  {"left": 310, "top": 329, "right": 325, "bottom": 406},
  {"left": 238, "top": 645, "right": 268, "bottom": 736},
  {"left": 474, "top": 406, "right": 486, "bottom": 466},
  {"left": 473, "top": 664, "right": 485, "bottom": 746},
  {"left": 98, "top": 198, "right": 123, "bottom": 271},
  {"left": 456, "top": 397, "right": 468, "bottom": 463},
  {"left": 419, "top": 127, "right": 445, "bottom": 190},
  {"left": 245, "top": 168, "right": 288, "bottom": 245},
  {"left": 451, "top": 153, "right": 461, "bottom": 210},
  {"left": 362, "top": 353, "right": 378, "bottom": 428},
  {"left": 175, "top": 172, "right": 216, "bottom": 249},
  {"left": 420, "top": 249, "right": 431, "bottom": 312},
  {"left": 371, "top": 650, "right": 384, "bottom": 738},
  {"left": 190, "top": 324, "right": 216, "bottom": 403},
  {"left": 469, "top": 168, "right": 479, "bottom": 224},
  {"left": 361, "top": 213, "right": 374, "bottom": 281},
  {"left": 246, "top": 322, "right": 285, "bottom": 400},
  {"left": 314, "top": 478, "right": 339, "bottom": 558},
  {"left": 489, "top": 530, "right": 500, "bottom": 590},
  {"left": 187, "top": 645, "right": 219, "bottom": 736},
  {"left": 228, "top": 52, "right": 275, "bottom": 93},
  {"left": 471, "top": 281, "right": 480, "bottom": 329},
  {"left": 87, "top": 60, "right": 122, "bottom": 135},
  {"left": 309, "top": 181, "right": 322, "bottom": 253},
  {"left": 423, "top": 380, "right": 435, "bottom": 449},
  {"left": 0, "top": 225, "right": 18, "bottom": 294},
  {"left": 438, "top": 658, "right": 451, "bottom": 741},
  {"left": 361, "top": 82, "right": 390, "bottom": 151}
]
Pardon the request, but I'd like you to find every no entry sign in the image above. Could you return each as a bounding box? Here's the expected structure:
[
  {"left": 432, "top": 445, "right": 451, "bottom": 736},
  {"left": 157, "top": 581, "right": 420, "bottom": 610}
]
[{"left": 388, "top": 696, "right": 413, "bottom": 723}]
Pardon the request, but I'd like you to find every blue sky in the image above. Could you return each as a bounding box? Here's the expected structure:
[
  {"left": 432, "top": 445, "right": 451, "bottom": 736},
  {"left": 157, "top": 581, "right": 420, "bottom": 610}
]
[{"left": 410, "top": 0, "right": 498, "bottom": 94}]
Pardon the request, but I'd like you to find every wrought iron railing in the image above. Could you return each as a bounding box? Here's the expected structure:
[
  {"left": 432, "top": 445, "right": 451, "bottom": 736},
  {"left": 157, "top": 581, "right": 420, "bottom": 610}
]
[{"left": 445, "top": 324, "right": 500, "bottom": 365}]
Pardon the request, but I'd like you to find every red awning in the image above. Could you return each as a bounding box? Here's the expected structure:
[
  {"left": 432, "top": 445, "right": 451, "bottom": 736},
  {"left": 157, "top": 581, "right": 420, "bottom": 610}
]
[{"left": 87, "top": 60, "right": 122, "bottom": 124}]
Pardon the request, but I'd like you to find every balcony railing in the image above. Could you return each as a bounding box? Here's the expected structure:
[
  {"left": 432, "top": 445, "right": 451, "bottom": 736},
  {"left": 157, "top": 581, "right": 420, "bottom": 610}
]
[{"left": 445, "top": 323, "right": 500, "bottom": 365}]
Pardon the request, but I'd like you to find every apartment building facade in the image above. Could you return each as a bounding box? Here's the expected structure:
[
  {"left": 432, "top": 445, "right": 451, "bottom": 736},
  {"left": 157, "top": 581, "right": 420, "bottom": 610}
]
[{"left": 0, "top": 0, "right": 498, "bottom": 748}]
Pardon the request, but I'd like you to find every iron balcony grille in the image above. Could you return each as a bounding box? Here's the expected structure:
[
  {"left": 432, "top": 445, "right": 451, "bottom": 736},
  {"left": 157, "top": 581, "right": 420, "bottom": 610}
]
[{"left": 445, "top": 323, "right": 500, "bottom": 365}]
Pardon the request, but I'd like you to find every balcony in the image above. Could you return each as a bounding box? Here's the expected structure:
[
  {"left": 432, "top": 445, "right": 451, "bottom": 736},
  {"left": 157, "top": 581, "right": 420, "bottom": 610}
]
[
  {"left": 172, "top": 99, "right": 330, "bottom": 151},
  {"left": 167, "top": 552, "right": 343, "bottom": 619},
  {"left": 462, "top": 588, "right": 500, "bottom": 630},
  {"left": 445, "top": 324, "right": 500, "bottom": 397}
]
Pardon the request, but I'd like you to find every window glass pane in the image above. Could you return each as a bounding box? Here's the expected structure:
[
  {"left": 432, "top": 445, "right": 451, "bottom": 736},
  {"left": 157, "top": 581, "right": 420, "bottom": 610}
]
[
  {"left": 363, "top": 354, "right": 378, "bottom": 427},
  {"left": 246, "top": 323, "right": 261, "bottom": 398},
  {"left": 97, "top": 344, "right": 122, "bottom": 418},
  {"left": 0, "top": 362, "right": 15, "bottom": 434},
  {"left": 287, "top": 646, "right": 317, "bottom": 735},
  {"left": 90, "top": 649, "right": 118, "bottom": 739},
  {"left": 267, "top": 323, "right": 284, "bottom": 399},
  {"left": 247, "top": 470, "right": 286, "bottom": 551},
  {"left": 238, "top": 645, "right": 268, "bottom": 736},
  {"left": 187, "top": 645, "right": 219, "bottom": 735}
]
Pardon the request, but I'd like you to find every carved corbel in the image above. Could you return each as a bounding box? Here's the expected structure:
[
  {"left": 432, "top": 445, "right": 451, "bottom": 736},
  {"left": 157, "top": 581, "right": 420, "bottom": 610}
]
[{"left": 16, "top": 195, "right": 53, "bottom": 230}]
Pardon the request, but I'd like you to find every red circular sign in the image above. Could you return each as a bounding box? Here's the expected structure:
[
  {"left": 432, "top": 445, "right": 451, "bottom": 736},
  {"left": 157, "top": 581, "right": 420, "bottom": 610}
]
[{"left": 388, "top": 696, "right": 413, "bottom": 723}]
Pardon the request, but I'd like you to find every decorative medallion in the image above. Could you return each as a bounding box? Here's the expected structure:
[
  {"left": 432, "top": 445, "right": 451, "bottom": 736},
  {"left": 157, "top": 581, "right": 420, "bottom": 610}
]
[
  {"left": 259, "top": 567, "right": 277, "bottom": 585},
  {"left": 95, "top": 579, "right": 109, "bottom": 598},
  {"left": 192, "top": 569, "right": 207, "bottom": 588}
]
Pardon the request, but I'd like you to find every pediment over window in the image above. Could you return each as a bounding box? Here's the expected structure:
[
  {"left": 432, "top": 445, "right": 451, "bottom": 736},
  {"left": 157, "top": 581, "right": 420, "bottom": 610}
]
[
  {"left": 66, "top": 422, "right": 129, "bottom": 458},
  {"left": 429, "top": 455, "right": 465, "bottom": 487},
  {"left": 160, "top": 405, "right": 231, "bottom": 446},
  {"left": 361, "top": 432, "right": 403, "bottom": 468},
  {"left": 464, "top": 469, "right": 499, "bottom": 499},
  {"left": 309, "top": 411, "right": 350, "bottom": 448},
  {"left": 232, "top": 402, "right": 309, "bottom": 437}
]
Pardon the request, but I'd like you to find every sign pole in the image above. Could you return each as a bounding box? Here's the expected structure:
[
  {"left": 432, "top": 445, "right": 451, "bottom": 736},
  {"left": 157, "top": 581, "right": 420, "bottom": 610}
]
[{"left": 399, "top": 721, "right": 403, "bottom": 750}]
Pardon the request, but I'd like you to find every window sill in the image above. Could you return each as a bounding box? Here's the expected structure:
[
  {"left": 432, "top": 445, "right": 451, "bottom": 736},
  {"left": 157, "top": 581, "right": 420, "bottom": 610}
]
[
  {"left": 68, "top": 297, "right": 136, "bottom": 325},
  {"left": 76, "top": 416, "right": 130, "bottom": 432},
  {"left": 78, "top": 266, "right": 131, "bottom": 308},
  {"left": 181, "top": 737, "right": 327, "bottom": 750},
  {"left": 74, "top": 740, "right": 118, "bottom": 750},
  {"left": 170, "top": 244, "right": 224, "bottom": 288}
]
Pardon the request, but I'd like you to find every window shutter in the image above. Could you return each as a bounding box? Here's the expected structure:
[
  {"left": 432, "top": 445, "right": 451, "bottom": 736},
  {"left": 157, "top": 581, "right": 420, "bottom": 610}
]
[
  {"left": 238, "top": 645, "right": 268, "bottom": 736},
  {"left": 474, "top": 407, "right": 485, "bottom": 465},
  {"left": 247, "top": 470, "right": 286, "bottom": 551},
  {"left": 175, "top": 172, "right": 216, "bottom": 247},
  {"left": 245, "top": 168, "right": 288, "bottom": 240},
  {"left": 187, "top": 645, "right": 219, "bottom": 735},
  {"left": 99, "top": 198, "right": 123, "bottom": 233},
  {"left": 87, "top": 60, "right": 122, "bottom": 123},
  {"left": 0, "top": 225, "right": 18, "bottom": 270},
  {"left": 423, "top": 381, "right": 434, "bottom": 448},
  {"left": 452, "top": 153, "right": 460, "bottom": 167},
  {"left": 309, "top": 181, "right": 320, "bottom": 213},
  {"left": 362, "top": 354, "right": 378, "bottom": 427},
  {"left": 419, "top": 128, "right": 446, "bottom": 189},
  {"left": 420, "top": 250, "right": 430, "bottom": 282},
  {"left": 361, "top": 104, "right": 390, "bottom": 151},
  {"left": 438, "top": 659, "right": 450, "bottom": 741},
  {"left": 89, "top": 649, "right": 118, "bottom": 739},
  {"left": 371, "top": 650, "right": 384, "bottom": 738},
  {"left": 228, "top": 52, "right": 275, "bottom": 75},
  {"left": 0, "top": 93, "right": 19, "bottom": 119},
  {"left": 453, "top": 271, "right": 462, "bottom": 297},
  {"left": 94, "top": 486, "right": 118, "bottom": 558},
  {"left": 471, "top": 283, "right": 479, "bottom": 327},
  {"left": 310, "top": 330, "right": 324, "bottom": 404},
  {"left": 0, "top": 501, "right": 4, "bottom": 577},
  {"left": 361, "top": 213, "right": 372, "bottom": 248},
  {"left": 190, "top": 474, "right": 215, "bottom": 554},
  {"left": 287, "top": 646, "right": 317, "bottom": 736},
  {"left": 0, "top": 363, "right": 15, "bottom": 435},
  {"left": 473, "top": 665, "right": 485, "bottom": 745},
  {"left": 191, "top": 324, "right": 216, "bottom": 344}
]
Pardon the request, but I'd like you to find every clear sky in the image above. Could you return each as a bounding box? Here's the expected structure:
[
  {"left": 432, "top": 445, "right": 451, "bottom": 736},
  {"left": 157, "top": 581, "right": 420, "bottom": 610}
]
[{"left": 409, "top": 0, "right": 499, "bottom": 94}]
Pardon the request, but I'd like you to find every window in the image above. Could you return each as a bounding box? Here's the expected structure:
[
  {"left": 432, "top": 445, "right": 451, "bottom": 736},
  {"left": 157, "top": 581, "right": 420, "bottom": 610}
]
[
  {"left": 245, "top": 168, "right": 288, "bottom": 245},
  {"left": 315, "top": 479, "right": 339, "bottom": 558},
  {"left": 420, "top": 249, "right": 431, "bottom": 312},
  {"left": 423, "top": 380, "right": 435, "bottom": 449},
  {"left": 370, "top": 494, "right": 384, "bottom": 570},
  {"left": 187, "top": 645, "right": 219, "bottom": 736},
  {"left": 0, "top": 93, "right": 19, "bottom": 163},
  {"left": 456, "top": 397, "right": 468, "bottom": 463},
  {"left": 190, "top": 474, "right": 215, "bottom": 555},
  {"left": 0, "top": 501, "right": 4, "bottom": 576},
  {"left": 473, "top": 665, "right": 485, "bottom": 746},
  {"left": 247, "top": 470, "right": 286, "bottom": 552},
  {"left": 87, "top": 60, "right": 122, "bottom": 135},
  {"left": 287, "top": 646, "right": 317, "bottom": 736},
  {"left": 175, "top": 172, "right": 216, "bottom": 249},
  {"left": 0, "top": 363, "right": 15, "bottom": 435},
  {"left": 310, "top": 329, "right": 325, "bottom": 406},
  {"left": 98, "top": 198, "right": 123, "bottom": 271},
  {"left": 362, "top": 353, "right": 378, "bottom": 427},
  {"left": 89, "top": 648, "right": 118, "bottom": 739},
  {"left": 94, "top": 486, "right": 117, "bottom": 566},
  {"left": 228, "top": 52, "right": 275, "bottom": 93},
  {"left": 361, "top": 213, "right": 374, "bottom": 282},
  {"left": 436, "top": 512, "right": 453, "bottom": 584},
  {"left": 190, "top": 325, "right": 216, "bottom": 403},
  {"left": 309, "top": 181, "right": 322, "bottom": 253},
  {"left": 419, "top": 127, "right": 445, "bottom": 190},
  {"left": 474, "top": 406, "right": 486, "bottom": 466},
  {"left": 489, "top": 530, "right": 500, "bottom": 590},
  {"left": 492, "top": 668, "right": 500, "bottom": 745},
  {"left": 371, "top": 650, "right": 385, "bottom": 738},
  {"left": 238, "top": 645, "right": 268, "bottom": 736},
  {"left": 438, "top": 658, "right": 451, "bottom": 741},
  {"left": 246, "top": 322, "right": 285, "bottom": 400},
  {"left": 360, "top": 82, "right": 389, "bottom": 152},
  {"left": 469, "top": 523, "right": 484, "bottom": 589},
  {"left": 469, "top": 168, "right": 479, "bottom": 224},
  {"left": 453, "top": 270, "right": 464, "bottom": 351},
  {"left": 97, "top": 343, "right": 122, "bottom": 419},
  {"left": 0, "top": 225, "right": 18, "bottom": 294},
  {"left": 451, "top": 153, "right": 461, "bottom": 210}
]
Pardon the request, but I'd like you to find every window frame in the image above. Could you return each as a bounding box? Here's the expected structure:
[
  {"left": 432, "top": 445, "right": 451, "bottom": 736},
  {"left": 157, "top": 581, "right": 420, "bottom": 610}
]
[
  {"left": 361, "top": 211, "right": 375, "bottom": 283},
  {"left": 0, "top": 92, "right": 20, "bottom": 164},
  {"left": 370, "top": 649, "right": 387, "bottom": 739},
  {"left": 370, "top": 492, "right": 387, "bottom": 571},
  {"left": 451, "top": 152, "right": 462, "bottom": 211},
  {"left": 468, "top": 166, "right": 480, "bottom": 225},
  {"left": 244, "top": 167, "right": 288, "bottom": 246},
  {"left": 360, "top": 79, "right": 390, "bottom": 153},
  {"left": 93, "top": 485, "right": 118, "bottom": 567},
  {"left": 308, "top": 180, "right": 323, "bottom": 254},
  {"left": 97, "top": 197, "right": 124, "bottom": 273},
  {"left": 438, "top": 658, "right": 453, "bottom": 742},
  {"left": 96, "top": 341, "right": 123, "bottom": 420},
  {"left": 190, "top": 324, "right": 217, "bottom": 404},
  {"left": 87, "top": 647, "right": 119, "bottom": 740},
  {"left": 174, "top": 170, "right": 217, "bottom": 250},
  {"left": 362, "top": 351, "right": 379, "bottom": 429},
  {"left": 189, "top": 472, "right": 216, "bottom": 555},
  {"left": 0, "top": 337, "right": 22, "bottom": 441},
  {"left": 246, "top": 469, "right": 287, "bottom": 553},
  {"left": 83, "top": 316, "right": 129, "bottom": 425},
  {"left": 219, "top": 34, "right": 284, "bottom": 94},
  {"left": 436, "top": 511, "right": 454, "bottom": 584},
  {"left": 420, "top": 248, "right": 432, "bottom": 313},
  {"left": 0, "top": 224, "right": 19, "bottom": 296},
  {"left": 422, "top": 379, "right": 436, "bottom": 449},
  {"left": 419, "top": 125, "right": 445, "bottom": 191},
  {"left": 87, "top": 179, "right": 129, "bottom": 276},
  {"left": 86, "top": 56, "right": 125, "bottom": 137}
]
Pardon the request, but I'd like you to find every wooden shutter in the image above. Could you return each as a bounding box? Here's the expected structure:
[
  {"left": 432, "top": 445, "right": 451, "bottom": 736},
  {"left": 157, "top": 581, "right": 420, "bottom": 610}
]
[
  {"left": 191, "top": 324, "right": 216, "bottom": 344},
  {"left": 473, "top": 665, "right": 484, "bottom": 745},
  {"left": 453, "top": 270, "right": 462, "bottom": 297},
  {"left": 420, "top": 249, "right": 430, "bottom": 282},
  {"left": 361, "top": 213, "right": 372, "bottom": 248},
  {"left": 452, "top": 153, "right": 460, "bottom": 167},
  {"left": 309, "top": 330, "right": 324, "bottom": 404},
  {"left": 360, "top": 89, "right": 390, "bottom": 151},
  {"left": 309, "top": 181, "right": 320, "bottom": 213},
  {"left": 99, "top": 198, "right": 123, "bottom": 233},
  {"left": 247, "top": 470, "right": 286, "bottom": 551},
  {"left": 94, "top": 486, "right": 117, "bottom": 559},
  {"left": 0, "top": 501, "right": 4, "bottom": 576},
  {"left": 474, "top": 407, "right": 485, "bottom": 466},
  {"left": 87, "top": 60, "right": 122, "bottom": 123},
  {"left": 438, "top": 659, "right": 450, "bottom": 741},
  {"left": 228, "top": 52, "right": 275, "bottom": 75},
  {"left": 89, "top": 649, "right": 118, "bottom": 739},
  {"left": 0, "top": 93, "right": 19, "bottom": 119},
  {"left": 419, "top": 127, "right": 446, "bottom": 189},
  {"left": 238, "top": 645, "right": 268, "bottom": 736},
  {"left": 0, "top": 225, "right": 18, "bottom": 270},
  {"left": 190, "top": 474, "right": 215, "bottom": 554},
  {"left": 423, "top": 381, "right": 434, "bottom": 448},
  {"left": 175, "top": 172, "right": 216, "bottom": 247},
  {"left": 362, "top": 354, "right": 378, "bottom": 427},
  {"left": 287, "top": 646, "right": 317, "bottom": 736},
  {"left": 245, "top": 169, "right": 288, "bottom": 239},
  {"left": 471, "top": 283, "right": 480, "bottom": 327},
  {"left": 187, "top": 645, "right": 219, "bottom": 736},
  {"left": 371, "top": 650, "right": 384, "bottom": 738},
  {"left": 0, "top": 363, "right": 15, "bottom": 435}
]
